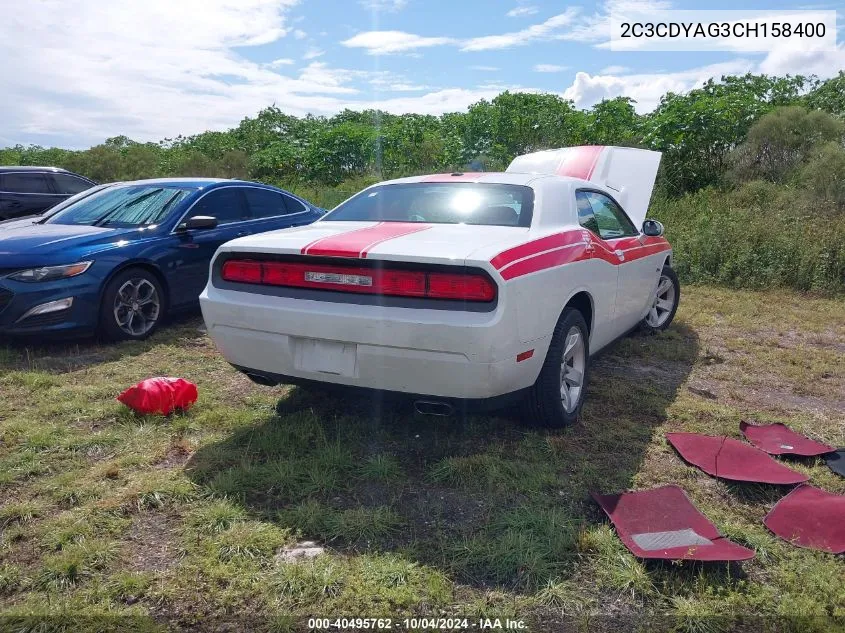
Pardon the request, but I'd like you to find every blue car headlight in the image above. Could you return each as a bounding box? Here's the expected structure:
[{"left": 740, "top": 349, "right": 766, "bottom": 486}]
[{"left": 7, "top": 261, "right": 93, "bottom": 283}]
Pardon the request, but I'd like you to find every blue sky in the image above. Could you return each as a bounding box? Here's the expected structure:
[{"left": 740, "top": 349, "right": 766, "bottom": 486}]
[{"left": 1, "top": 0, "right": 842, "bottom": 148}]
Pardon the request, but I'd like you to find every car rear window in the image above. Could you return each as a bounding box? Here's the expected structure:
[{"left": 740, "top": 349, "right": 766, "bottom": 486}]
[{"left": 324, "top": 183, "right": 534, "bottom": 227}]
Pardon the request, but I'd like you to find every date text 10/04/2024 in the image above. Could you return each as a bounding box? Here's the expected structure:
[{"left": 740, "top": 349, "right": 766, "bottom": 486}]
[{"left": 307, "top": 618, "right": 528, "bottom": 630}]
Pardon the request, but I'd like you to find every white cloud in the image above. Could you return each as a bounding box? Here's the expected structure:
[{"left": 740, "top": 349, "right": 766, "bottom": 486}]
[
  {"left": 367, "top": 73, "right": 429, "bottom": 92},
  {"left": 469, "top": 65, "right": 500, "bottom": 71},
  {"left": 461, "top": 10, "right": 579, "bottom": 51},
  {"left": 302, "top": 48, "right": 325, "bottom": 60},
  {"left": 507, "top": 6, "right": 538, "bottom": 17},
  {"left": 562, "top": 60, "right": 755, "bottom": 111},
  {"left": 600, "top": 65, "right": 629, "bottom": 74},
  {"left": 295, "top": 62, "right": 359, "bottom": 93},
  {"left": 562, "top": 44, "right": 845, "bottom": 113},
  {"left": 268, "top": 58, "right": 295, "bottom": 68},
  {"left": 359, "top": 0, "right": 408, "bottom": 11},
  {"left": 293, "top": 29, "right": 307, "bottom": 39},
  {"left": 757, "top": 44, "right": 845, "bottom": 77},
  {"left": 559, "top": 0, "right": 672, "bottom": 44},
  {"left": 0, "top": 0, "right": 320, "bottom": 146},
  {"left": 534, "top": 64, "right": 568, "bottom": 73},
  {"left": 387, "top": 83, "right": 429, "bottom": 91},
  {"left": 342, "top": 31, "right": 456, "bottom": 55},
  {"left": 343, "top": 10, "right": 580, "bottom": 56},
  {"left": 363, "top": 88, "right": 507, "bottom": 115}
]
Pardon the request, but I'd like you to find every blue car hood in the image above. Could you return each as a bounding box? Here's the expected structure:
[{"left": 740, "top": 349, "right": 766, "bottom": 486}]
[{"left": 0, "top": 218, "right": 146, "bottom": 264}]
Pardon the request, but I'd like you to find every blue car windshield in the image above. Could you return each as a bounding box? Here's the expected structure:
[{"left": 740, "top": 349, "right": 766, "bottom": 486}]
[{"left": 45, "top": 185, "right": 195, "bottom": 227}]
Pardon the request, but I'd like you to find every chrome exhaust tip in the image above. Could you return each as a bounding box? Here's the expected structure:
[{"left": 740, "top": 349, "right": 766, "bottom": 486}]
[{"left": 413, "top": 400, "right": 455, "bottom": 417}]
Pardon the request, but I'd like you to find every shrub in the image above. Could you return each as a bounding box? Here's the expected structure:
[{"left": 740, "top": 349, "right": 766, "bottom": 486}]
[
  {"left": 797, "top": 142, "right": 845, "bottom": 208},
  {"left": 652, "top": 185, "right": 845, "bottom": 293},
  {"left": 728, "top": 106, "right": 844, "bottom": 183}
]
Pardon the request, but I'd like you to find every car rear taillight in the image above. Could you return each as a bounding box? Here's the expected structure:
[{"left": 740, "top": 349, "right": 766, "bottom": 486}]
[
  {"left": 428, "top": 272, "right": 495, "bottom": 301},
  {"left": 221, "top": 260, "right": 262, "bottom": 284},
  {"left": 220, "top": 259, "right": 496, "bottom": 302}
]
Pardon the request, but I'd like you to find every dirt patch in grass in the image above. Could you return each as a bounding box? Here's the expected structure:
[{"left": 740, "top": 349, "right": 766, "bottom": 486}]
[
  {"left": 123, "top": 511, "right": 182, "bottom": 573},
  {"left": 154, "top": 440, "right": 195, "bottom": 470},
  {"left": 736, "top": 382, "right": 845, "bottom": 415},
  {"left": 387, "top": 486, "right": 493, "bottom": 545}
]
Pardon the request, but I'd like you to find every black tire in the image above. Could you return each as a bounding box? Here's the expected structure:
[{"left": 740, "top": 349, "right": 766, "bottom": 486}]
[
  {"left": 525, "top": 307, "right": 590, "bottom": 428},
  {"left": 99, "top": 267, "right": 166, "bottom": 341},
  {"left": 640, "top": 265, "right": 680, "bottom": 334}
]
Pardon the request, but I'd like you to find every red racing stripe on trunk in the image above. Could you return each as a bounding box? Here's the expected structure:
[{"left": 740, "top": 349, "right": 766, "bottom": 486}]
[
  {"left": 302, "top": 222, "right": 431, "bottom": 258},
  {"left": 557, "top": 145, "right": 603, "bottom": 180}
]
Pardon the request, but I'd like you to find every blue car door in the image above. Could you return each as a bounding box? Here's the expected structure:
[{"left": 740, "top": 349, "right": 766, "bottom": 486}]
[
  {"left": 241, "top": 187, "right": 316, "bottom": 235},
  {"left": 165, "top": 186, "right": 253, "bottom": 307}
]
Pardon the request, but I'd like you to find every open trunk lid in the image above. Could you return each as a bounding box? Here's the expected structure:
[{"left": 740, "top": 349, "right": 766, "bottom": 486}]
[{"left": 506, "top": 145, "right": 661, "bottom": 226}]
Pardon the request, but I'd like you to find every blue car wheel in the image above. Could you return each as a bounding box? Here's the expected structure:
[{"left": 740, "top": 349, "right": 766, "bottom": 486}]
[{"left": 99, "top": 267, "right": 166, "bottom": 341}]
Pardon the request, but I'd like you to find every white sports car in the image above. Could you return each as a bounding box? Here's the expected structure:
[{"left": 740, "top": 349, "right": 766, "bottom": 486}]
[{"left": 200, "top": 146, "right": 679, "bottom": 427}]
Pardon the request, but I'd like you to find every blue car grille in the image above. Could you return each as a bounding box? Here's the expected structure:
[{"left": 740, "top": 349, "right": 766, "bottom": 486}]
[{"left": 0, "top": 287, "right": 12, "bottom": 314}]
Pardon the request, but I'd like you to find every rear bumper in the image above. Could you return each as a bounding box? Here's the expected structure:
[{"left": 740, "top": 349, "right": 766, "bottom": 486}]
[
  {"left": 200, "top": 284, "right": 550, "bottom": 400},
  {"left": 233, "top": 364, "right": 529, "bottom": 412}
]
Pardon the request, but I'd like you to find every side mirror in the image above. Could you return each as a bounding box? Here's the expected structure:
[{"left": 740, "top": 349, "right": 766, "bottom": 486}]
[
  {"left": 642, "top": 219, "right": 664, "bottom": 237},
  {"left": 178, "top": 215, "right": 218, "bottom": 231}
]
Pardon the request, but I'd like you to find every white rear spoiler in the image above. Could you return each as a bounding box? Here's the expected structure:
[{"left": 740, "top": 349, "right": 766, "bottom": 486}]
[{"left": 506, "top": 145, "right": 661, "bottom": 226}]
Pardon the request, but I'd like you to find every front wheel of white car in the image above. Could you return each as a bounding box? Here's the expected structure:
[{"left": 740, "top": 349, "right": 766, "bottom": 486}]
[
  {"left": 641, "top": 266, "right": 680, "bottom": 333},
  {"left": 525, "top": 307, "right": 590, "bottom": 428}
]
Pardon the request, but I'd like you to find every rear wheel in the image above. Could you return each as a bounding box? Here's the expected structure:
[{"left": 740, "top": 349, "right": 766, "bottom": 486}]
[
  {"left": 525, "top": 307, "right": 590, "bottom": 428},
  {"left": 99, "top": 267, "right": 166, "bottom": 341},
  {"left": 641, "top": 266, "right": 679, "bottom": 333}
]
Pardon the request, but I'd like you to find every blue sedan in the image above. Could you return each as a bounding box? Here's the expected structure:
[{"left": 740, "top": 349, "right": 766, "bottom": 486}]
[{"left": 0, "top": 178, "right": 323, "bottom": 340}]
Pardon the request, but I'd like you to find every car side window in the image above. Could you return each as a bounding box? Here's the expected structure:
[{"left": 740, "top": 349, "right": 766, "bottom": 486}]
[
  {"left": 0, "top": 173, "right": 52, "bottom": 194},
  {"left": 575, "top": 191, "right": 600, "bottom": 235},
  {"left": 50, "top": 173, "right": 93, "bottom": 195},
  {"left": 583, "top": 191, "right": 637, "bottom": 240},
  {"left": 190, "top": 188, "right": 249, "bottom": 224},
  {"left": 283, "top": 194, "right": 307, "bottom": 214},
  {"left": 244, "top": 188, "right": 290, "bottom": 219}
]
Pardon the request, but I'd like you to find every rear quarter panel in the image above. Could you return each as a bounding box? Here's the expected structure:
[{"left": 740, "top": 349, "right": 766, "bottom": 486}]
[{"left": 469, "top": 178, "right": 618, "bottom": 352}]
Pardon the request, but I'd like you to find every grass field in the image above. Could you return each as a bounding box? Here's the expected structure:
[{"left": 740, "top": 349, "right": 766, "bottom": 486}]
[{"left": 0, "top": 285, "right": 843, "bottom": 632}]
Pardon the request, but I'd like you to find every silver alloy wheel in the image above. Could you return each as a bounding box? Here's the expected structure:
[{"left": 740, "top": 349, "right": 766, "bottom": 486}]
[
  {"left": 560, "top": 326, "right": 586, "bottom": 414},
  {"left": 646, "top": 274, "right": 676, "bottom": 328},
  {"left": 113, "top": 278, "right": 160, "bottom": 337}
]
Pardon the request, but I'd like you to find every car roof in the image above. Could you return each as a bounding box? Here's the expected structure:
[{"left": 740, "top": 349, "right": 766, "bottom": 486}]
[
  {"left": 107, "top": 177, "right": 227, "bottom": 187},
  {"left": 107, "top": 177, "right": 283, "bottom": 190},
  {"left": 0, "top": 165, "right": 75, "bottom": 173}
]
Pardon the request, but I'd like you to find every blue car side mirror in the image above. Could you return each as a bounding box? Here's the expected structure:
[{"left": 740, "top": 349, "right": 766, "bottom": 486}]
[{"left": 178, "top": 216, "right": 218, "bottom": 231}]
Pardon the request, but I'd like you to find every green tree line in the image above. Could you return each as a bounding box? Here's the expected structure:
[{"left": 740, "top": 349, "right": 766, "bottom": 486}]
[
  {"left": 2, "top": 72, "right": 845, "bottom": 293},
  {"left": 2, "top": 72, "right": 843, "bottom": 193}
]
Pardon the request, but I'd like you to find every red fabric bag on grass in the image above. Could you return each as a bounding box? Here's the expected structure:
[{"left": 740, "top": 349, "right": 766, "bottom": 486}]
[{"left": 117, "top": 377, "right": 198, "bottom": 416}]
